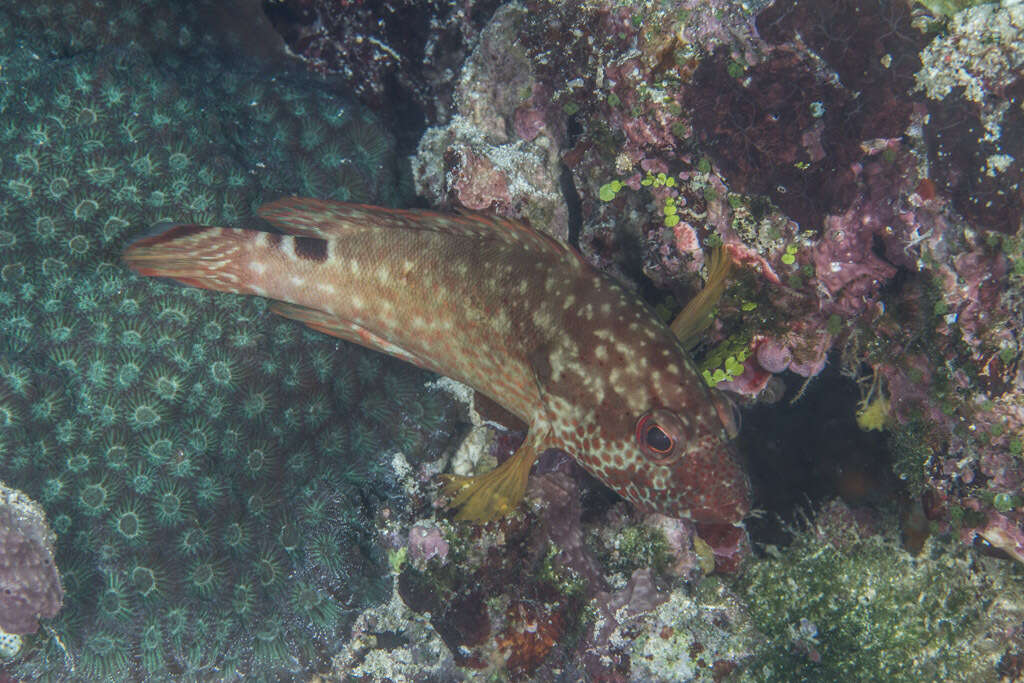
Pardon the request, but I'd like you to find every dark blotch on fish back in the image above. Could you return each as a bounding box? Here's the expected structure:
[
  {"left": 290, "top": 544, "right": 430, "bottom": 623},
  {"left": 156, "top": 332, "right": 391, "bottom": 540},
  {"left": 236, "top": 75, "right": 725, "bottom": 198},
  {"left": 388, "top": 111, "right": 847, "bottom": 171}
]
[{"left": 294, "top": 236, "right": 328, "bottom": 263}]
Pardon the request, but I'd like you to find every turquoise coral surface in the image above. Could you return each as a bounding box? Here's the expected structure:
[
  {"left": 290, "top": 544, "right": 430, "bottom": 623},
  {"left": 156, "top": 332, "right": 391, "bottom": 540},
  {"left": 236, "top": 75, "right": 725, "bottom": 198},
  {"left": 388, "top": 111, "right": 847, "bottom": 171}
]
[{"left": 0, "top": 3, "right": 453, "bottom": 680}]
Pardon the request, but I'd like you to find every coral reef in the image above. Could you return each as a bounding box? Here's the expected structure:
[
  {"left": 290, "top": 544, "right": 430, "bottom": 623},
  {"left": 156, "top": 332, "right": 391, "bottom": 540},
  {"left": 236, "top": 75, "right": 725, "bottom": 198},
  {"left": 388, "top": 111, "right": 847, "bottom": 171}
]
[
  {"left": 0, "top": 5, "right": 454, "bottom": 680},
  {"left": 403, "top": 0, "right": 1024, "bottom": 584},
  {"left": 2, "top": 0, "right": 1023, "bottom": 679},
  {"left": 399, "top": 0, "right": 1024, "bottom": 676},
  {"left": 739, "top": 501, "right": 1024, "bottom": 680},
  {"left": 342, "top": 411, "right": 757, "bottom": 681},
  {"left": 0, "top": 481, "right": 63, "bottom": 636},
  {"left": 261, "top": 0, "right": 502, "bottom": 126}
]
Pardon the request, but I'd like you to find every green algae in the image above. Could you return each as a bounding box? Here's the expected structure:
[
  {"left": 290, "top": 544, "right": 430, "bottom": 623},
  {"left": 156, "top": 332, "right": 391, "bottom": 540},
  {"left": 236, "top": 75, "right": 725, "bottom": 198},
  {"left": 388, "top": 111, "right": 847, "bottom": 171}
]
[{"left": 738, "top": 524, "right": 1024, "bottom": 680}]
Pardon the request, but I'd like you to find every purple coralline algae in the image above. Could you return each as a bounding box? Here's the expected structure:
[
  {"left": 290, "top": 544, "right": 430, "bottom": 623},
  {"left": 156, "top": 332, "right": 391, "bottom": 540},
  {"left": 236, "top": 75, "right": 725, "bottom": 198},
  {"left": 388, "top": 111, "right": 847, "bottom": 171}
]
[
  {"left": 381, "top": 0, "right": 1024, "bottom": 676},
  {"left": 404, "top": 0, "right": 1024, "bottom": 558},
  {"left": 0, "top": 481, "right": 63, "bottom": 637}
]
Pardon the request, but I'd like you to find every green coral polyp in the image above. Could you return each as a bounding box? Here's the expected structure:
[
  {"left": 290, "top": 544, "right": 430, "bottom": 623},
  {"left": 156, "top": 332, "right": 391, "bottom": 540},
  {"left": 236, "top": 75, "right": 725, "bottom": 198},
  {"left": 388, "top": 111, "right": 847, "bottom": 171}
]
[
  {"left": 101, "top": 440, "right": 129, "bottom": 470},
  {"left": 208, "top": 357, "right": 238, "bottom": 386},
  {"left": 97, "top": 577, "right": 131, "bottom": 622},
  {"left": 131, "top": 565, "right": 160, "bottom": 600},
  {"left": 187, "top": 559, "right": 222, "bottom": 598},
  {"left": 126, "top": 396, "right": 162, "bottom": 431},
  {"left": 78, "top": 480, "right": 112, "bottom": 515},
  {"left": 222, "top": 521, "right": 249, "bottom": 552},
  {"left": 255, "top": 550, "right": 284, "bottom": 589},
  {"left": 112, "top": 503, "right": 147, "bottom": 544},
  {"left": 113, "top": 357, "right": 141, "bottom": 389},
  {"left": 0, "top": 21, "right": 416, "bottom": 678}
]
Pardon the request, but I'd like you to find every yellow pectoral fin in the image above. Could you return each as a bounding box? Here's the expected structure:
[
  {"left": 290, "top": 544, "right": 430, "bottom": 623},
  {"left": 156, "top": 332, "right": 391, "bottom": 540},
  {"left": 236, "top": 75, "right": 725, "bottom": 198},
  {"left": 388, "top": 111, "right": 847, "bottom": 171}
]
[
  {"left": 670, "top": 246, "right": 733, "bottom": 349},
  {"left": 441, "top": 435, "right": 541, "bottom": 522}
]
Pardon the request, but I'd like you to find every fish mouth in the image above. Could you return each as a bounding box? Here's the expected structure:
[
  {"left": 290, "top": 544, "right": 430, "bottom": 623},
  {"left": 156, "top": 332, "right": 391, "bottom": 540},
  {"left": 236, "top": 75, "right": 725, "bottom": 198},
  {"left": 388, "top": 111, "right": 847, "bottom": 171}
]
[{"left": 690, "top": 443, "right": 752, "bottom": 524}]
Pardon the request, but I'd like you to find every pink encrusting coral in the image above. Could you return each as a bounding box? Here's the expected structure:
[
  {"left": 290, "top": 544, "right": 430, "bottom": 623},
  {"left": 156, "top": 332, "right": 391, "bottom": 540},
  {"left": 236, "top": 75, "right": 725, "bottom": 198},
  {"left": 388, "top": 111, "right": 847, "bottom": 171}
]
[
  {"left": 408, "top": 524, "right": 450, "bottom": 564},
  {"left": 0, "top": 482, "right": 63, "bottom": 636}
]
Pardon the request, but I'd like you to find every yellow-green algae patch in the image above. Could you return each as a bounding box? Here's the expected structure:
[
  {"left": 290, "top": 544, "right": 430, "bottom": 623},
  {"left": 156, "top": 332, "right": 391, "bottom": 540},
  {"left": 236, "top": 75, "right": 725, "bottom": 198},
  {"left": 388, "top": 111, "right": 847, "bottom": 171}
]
[{"left": 737, "top": 516, "right": 1024, "bottom": 680}]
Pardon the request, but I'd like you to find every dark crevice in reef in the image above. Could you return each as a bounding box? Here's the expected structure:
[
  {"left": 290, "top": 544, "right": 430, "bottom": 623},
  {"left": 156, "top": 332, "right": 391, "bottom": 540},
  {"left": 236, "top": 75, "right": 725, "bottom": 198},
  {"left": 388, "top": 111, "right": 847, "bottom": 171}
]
[{"left": 739, "top": 359, "right": 901, "bottom": 549}]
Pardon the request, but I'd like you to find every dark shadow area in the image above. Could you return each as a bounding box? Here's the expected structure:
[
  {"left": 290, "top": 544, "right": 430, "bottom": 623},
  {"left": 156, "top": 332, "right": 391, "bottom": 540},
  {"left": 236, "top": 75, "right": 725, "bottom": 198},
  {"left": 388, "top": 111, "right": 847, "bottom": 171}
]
[{"left": 739, "top": 358, "right": 902, "bottom": 548}]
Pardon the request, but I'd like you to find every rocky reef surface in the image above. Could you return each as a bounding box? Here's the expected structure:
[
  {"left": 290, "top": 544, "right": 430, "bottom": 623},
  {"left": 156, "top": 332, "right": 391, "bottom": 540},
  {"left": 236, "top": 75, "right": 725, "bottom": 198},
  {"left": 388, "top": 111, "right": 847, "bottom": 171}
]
[{"left": 2, "top": 0, "right": 1023, "bottom": 680}]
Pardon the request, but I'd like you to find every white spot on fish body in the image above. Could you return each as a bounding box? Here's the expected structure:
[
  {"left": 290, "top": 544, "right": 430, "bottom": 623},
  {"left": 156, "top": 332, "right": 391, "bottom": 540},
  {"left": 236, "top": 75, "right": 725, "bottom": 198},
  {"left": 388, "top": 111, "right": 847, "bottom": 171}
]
[
  {"left": 532, "top": 308, "right": 555, "bottom": 330},
  {"left": 281, "top": 237, "right": 296, "bottom": 259},
  {"left": 349, "top": 260, "right": 360, "bottom": 275},
  {"left": 250, "top": 261, "right": 266, "bottom": 275},
  {"left": 289, "top": 275, "right": 305, "bottom": 287}
]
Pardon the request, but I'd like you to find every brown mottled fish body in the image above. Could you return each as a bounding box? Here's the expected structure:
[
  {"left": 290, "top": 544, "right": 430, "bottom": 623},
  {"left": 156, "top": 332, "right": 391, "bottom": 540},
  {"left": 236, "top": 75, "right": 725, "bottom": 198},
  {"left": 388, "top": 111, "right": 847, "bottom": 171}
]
[{"left": 123, "top": 198, "right": 750, "bottom": 523}]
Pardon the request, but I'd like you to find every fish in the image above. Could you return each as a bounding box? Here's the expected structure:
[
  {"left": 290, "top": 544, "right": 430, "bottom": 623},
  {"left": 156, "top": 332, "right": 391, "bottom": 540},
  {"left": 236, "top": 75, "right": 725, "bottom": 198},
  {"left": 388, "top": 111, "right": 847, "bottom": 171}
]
[{"left": 122, "top": 198, "right": 750, "bottom": 524}]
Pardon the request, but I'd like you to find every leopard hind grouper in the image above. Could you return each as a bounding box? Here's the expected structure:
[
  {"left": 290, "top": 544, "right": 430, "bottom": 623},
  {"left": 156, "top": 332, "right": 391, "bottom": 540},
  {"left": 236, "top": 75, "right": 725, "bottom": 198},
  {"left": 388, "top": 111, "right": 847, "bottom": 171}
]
[{"left": 122, "top": 197, "right": 750, "bottom": 524}]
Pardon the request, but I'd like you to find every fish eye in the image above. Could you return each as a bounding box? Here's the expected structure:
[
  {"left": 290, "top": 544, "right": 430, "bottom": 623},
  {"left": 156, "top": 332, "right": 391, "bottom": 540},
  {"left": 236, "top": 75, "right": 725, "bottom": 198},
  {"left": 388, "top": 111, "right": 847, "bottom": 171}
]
[
  {"left": 635, "top": 409, "right": 689, "bottom": 464},
  {"left": 645, "top": 424, "right": 673, "bottom": 453}
]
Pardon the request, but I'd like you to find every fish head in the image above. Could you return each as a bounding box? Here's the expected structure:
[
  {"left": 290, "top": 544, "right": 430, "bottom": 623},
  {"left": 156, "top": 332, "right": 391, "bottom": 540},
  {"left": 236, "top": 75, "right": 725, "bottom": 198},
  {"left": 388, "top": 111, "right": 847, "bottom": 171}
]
[
  {"left": 563, "top": 348, "right": 750, "bottom": 525},
  {"left": 622, "top": 390, "right": 749, "bottom": 524}
]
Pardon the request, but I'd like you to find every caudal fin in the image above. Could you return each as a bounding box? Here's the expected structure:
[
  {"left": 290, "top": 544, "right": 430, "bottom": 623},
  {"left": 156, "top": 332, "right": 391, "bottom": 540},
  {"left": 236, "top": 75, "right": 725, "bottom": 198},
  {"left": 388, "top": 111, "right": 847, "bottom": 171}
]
[{"left": 123, "top": 223, "right": 257, "bottom": 294}]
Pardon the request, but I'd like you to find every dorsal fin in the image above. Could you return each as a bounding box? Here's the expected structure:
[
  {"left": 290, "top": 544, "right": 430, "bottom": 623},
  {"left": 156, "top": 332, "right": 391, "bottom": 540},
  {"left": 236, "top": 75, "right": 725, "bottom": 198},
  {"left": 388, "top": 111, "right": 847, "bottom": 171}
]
[{"left": 258, "top": 197, "right": 571, "bottom": 257}]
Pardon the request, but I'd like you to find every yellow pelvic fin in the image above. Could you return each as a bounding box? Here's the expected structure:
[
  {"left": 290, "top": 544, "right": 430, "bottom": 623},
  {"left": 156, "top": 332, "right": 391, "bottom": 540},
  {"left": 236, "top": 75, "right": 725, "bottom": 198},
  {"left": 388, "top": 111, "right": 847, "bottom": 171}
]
[
  {"left": 670, "top": 246, "right": 733, "bottom": 349},
  {"left": 441, "top": 434, "right": 542, "bottom": 522}
]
